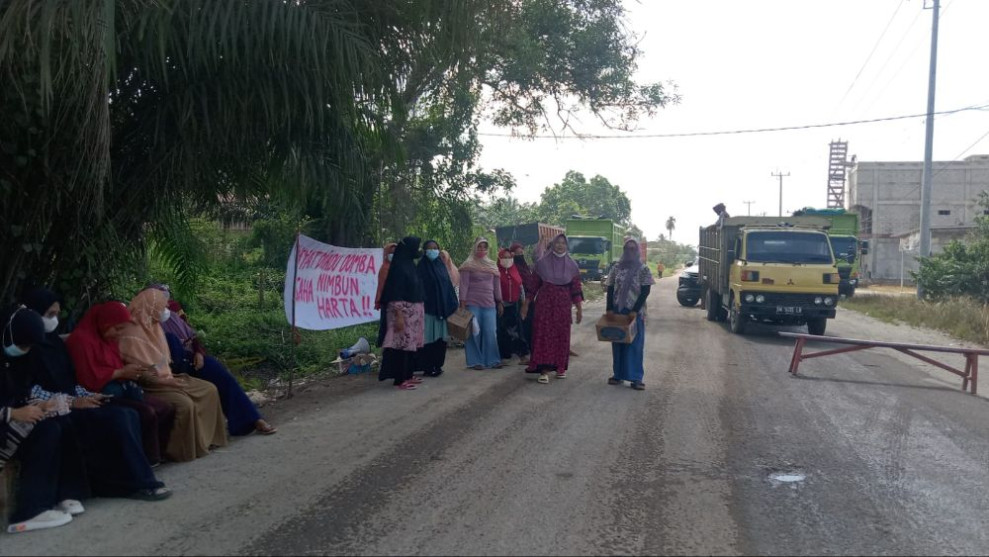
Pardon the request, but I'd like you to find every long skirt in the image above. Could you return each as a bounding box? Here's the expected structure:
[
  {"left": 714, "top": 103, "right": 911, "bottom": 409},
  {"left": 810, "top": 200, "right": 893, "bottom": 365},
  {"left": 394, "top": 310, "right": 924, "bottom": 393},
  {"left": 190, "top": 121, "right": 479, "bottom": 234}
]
[
  {"left": 165, "top": 332, "right": 263, "bottom": 437},
  {"left": 10, "top": 416, "right": 89, "bottom": 523},
  {"left": 71, "top": 405, "right": 164, "bottom": 497},
  {"left": 104, "top": 385, "right": 175, "bottom": 466},
  {"left": 497, "top": 301, "right": 529, "bottom": 359},
  {"left": 527, "top": 284, "right": 575, "bottom": 372},
  {"left": 142, "top": 376, "right": 228, "bottom": 462},
  {"left": 415, "top": 314, "right": 449, "bottom": 375},
  {"left": 379, "top": 348, "right": 416, "bottom": 386},
  {"left": 611, "top": 313, "right": 646, "bottom": 383}
]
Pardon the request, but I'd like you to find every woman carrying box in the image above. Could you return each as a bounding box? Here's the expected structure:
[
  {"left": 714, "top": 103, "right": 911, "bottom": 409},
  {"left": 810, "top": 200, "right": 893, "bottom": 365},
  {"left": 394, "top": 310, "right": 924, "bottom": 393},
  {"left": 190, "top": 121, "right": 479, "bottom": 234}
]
[{"left": 604, "top": 238, "right": 654, "bottom": 390}]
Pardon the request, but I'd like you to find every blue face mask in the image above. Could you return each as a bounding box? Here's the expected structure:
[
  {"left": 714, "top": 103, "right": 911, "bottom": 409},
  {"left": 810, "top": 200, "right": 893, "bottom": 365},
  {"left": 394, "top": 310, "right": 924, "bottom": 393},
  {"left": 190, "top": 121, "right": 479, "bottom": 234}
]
[
  {"left": 4, "top": 344, "right": 28, "bottom": 358},
  {"left": 425, "top": 249, "right": 440, "bottom": 261}
]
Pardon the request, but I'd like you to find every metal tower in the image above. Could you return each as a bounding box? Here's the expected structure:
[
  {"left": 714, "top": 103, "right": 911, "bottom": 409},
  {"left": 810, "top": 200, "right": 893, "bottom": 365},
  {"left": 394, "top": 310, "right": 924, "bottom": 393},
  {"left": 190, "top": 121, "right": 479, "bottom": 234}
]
[{"left": 826, "top": 140, "right": 849, "bottom": 209}]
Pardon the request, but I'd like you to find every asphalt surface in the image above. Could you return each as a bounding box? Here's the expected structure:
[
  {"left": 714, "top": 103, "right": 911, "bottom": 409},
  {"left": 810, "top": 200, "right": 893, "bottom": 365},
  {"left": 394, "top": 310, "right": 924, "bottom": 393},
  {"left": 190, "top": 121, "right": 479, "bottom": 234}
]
[{"left": 4, "top": 277, "right": 989, "bottom": 556}]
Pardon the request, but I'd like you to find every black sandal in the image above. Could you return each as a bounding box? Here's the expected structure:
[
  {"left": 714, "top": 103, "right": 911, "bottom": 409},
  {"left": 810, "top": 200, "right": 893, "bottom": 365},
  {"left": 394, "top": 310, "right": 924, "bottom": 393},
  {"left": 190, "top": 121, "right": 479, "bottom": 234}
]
[
  {"left": 631, "top": 381, "right": 645, "bottom": 391},
  {"left": 608, "top": 377, "right": 621, "bottom": 385}
]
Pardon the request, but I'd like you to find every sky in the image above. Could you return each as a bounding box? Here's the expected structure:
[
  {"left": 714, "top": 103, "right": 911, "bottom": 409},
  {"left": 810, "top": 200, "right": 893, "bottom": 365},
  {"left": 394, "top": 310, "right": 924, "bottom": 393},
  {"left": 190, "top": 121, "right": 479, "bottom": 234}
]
[{"left": 475, "top": 0, "right": 989, "bottom": 247}]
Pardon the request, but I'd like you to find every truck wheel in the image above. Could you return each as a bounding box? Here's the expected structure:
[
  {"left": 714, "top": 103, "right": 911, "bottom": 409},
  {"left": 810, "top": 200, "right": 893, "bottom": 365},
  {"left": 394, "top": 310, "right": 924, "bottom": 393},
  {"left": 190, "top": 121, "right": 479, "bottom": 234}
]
[
  {"left": 807, "top": 318, "right": 827, "bottom": 336},
  {"left": 706, "top": 289, "right": 719, "bottom": 321},
  {"left": 728, "top": 301, "right": 746, "bottom": 334},
  {"left": 677, "top": 293, "right": 698, "bottom": 307}
]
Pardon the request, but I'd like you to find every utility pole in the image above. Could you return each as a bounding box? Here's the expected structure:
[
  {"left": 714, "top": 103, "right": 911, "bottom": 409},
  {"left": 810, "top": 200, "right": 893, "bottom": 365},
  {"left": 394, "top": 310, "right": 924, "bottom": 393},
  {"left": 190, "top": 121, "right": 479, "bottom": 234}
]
[
  {"left": 742, "top": 201, "right": 755, "bottom": 216},
  {"left": 772, "top": 171, "right": 790, "bottom": 217},
  {"left": 918, "top": 0, "right": 940, "bottom": 300}
]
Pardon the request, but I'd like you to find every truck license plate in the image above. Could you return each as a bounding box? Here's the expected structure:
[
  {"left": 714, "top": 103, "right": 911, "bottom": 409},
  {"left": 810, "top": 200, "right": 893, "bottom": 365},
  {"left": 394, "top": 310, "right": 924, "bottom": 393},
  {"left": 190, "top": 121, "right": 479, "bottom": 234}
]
[{"left": 776, "top": 306, "right": 802, "bottom": 314}]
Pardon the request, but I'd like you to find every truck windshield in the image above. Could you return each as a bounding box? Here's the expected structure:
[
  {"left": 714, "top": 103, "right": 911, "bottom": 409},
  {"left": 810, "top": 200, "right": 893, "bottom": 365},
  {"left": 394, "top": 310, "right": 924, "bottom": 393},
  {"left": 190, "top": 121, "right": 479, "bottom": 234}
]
[
  {"left": 829, "top": 236, "right": 857, "bottom": 263},
  {"left": 568, "top": 237, "right": 607, "bottom": 255},
  {"left": 745, "top": 231, "right": 834, "bottom": 264}
]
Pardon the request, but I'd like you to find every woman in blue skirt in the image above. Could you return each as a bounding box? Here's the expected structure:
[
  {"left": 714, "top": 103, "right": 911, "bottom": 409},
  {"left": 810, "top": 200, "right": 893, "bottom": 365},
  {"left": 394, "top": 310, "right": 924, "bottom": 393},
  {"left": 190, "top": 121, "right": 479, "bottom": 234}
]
[{"left": 604, "top": 239, "right": 655, "bottom": 390}]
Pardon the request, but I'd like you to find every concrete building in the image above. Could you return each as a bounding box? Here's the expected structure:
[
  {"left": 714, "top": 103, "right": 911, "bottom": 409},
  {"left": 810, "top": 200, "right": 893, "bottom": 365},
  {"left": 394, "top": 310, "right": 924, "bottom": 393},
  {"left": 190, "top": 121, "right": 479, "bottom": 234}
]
[{"left": 847, "top": 154, "right": 989, "bottom": 282}]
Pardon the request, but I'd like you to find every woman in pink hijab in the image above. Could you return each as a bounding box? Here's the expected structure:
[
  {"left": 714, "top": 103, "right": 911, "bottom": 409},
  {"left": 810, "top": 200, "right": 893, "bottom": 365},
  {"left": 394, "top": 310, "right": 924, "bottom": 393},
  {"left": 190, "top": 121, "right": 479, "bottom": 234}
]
[{"left": 522, "top": 234, "right": 583, "bottom": 384}]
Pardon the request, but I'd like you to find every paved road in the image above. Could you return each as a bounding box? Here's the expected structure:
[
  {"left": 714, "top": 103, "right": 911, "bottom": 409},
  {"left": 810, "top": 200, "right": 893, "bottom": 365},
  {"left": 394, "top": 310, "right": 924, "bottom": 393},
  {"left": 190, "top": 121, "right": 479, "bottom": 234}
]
[{"left": 5, "top": 278, "right": 989, "bottom": 555}]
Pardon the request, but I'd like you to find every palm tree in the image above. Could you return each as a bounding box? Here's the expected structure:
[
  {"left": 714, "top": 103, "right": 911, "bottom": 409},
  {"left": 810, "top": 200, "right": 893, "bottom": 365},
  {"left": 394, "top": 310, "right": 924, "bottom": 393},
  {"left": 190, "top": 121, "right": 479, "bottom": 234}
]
[{"left": 665, "top": 216, "right": 677, "bottom": 242}]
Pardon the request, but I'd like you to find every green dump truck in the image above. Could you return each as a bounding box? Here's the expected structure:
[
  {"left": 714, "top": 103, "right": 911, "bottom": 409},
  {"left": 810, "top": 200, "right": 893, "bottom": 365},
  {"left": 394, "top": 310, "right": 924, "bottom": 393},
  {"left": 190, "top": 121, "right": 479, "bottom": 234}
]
[
  {"left": 565, "top": 217, "right": 625, "bottom": 281},
  {"left": 792, "top": 208, "right": 867, "bottom": 297}
]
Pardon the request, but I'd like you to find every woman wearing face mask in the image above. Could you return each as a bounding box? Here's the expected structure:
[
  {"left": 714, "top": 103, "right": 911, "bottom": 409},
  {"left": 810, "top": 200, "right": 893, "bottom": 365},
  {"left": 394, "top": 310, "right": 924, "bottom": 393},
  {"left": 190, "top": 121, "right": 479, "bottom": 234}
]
[
  {"left": 496, "top": 248, "right": 529, "bottom": 363},
  {"left": 146, "top": 284, "right": 277, "bottom": 436},
  {"left": 415, "top": 240, "right": 459, "bottom": 377},
  {"left": 65, "top": 301, "right": 176, "bottom": 467},
  {"left": 377, "top": 236, "right": 426, "bottom": 390},
  {"left": 22, "top": 288, "right": 171, "bottom": 501},
  {"left": 604, "top": 239, "right": 655, "bottom": 390},
  {"left": 2, "top": 306, "right": 89, "bottom": 534},
  {"left": 523, "top": 234, "right": 583, "bottom": 384},
  {"left": 118, "top": 289, "right": 227, "bottom": 462},
  {"left": 459, "top": 237, "right": 505, "bottom": 370}
]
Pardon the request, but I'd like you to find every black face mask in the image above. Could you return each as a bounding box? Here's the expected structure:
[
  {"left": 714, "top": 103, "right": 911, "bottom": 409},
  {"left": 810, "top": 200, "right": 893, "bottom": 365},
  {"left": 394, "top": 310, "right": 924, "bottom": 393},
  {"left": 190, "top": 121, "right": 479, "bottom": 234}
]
[{"left": 513, "top": 254, "right": 526, "bottom": 263}]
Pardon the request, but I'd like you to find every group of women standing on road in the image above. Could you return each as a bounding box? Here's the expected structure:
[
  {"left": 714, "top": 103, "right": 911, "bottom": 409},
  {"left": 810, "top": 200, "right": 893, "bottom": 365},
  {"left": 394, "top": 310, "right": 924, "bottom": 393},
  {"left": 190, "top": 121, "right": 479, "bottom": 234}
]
[{"left": 375, "top": 233, "right": 653, "bottom": 391}]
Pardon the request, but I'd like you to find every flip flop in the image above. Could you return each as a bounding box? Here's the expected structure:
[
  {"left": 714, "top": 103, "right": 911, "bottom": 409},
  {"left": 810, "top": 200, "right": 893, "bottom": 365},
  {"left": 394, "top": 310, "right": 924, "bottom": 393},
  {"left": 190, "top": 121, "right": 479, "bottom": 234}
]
[
  {"left": 128, "top": 487, "right": 172, "bottom": 501},
  {"left": 255, "top": 421, "right": 278, "bottom": 435}
]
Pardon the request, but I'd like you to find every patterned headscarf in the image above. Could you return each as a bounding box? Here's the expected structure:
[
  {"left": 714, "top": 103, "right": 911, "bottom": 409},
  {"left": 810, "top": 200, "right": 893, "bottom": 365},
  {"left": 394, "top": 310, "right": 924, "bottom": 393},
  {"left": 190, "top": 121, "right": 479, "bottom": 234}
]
[{"left": 459, "top": 237, "right": 499, "bottom": 276}]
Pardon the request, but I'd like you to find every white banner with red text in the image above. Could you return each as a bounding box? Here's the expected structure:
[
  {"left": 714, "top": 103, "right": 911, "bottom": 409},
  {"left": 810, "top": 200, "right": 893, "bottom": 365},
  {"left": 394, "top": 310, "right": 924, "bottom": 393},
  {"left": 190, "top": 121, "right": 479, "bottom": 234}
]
[{"left": 283, "top": 235, "right": 383, "bottom": 330}]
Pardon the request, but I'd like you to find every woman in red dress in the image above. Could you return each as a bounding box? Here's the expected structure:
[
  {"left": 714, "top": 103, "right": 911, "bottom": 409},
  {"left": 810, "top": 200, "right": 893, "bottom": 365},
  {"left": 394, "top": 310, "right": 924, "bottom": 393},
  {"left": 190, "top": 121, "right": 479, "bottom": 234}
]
[{"left": 522, "top": 234, "right": 583, "bottom": 384}]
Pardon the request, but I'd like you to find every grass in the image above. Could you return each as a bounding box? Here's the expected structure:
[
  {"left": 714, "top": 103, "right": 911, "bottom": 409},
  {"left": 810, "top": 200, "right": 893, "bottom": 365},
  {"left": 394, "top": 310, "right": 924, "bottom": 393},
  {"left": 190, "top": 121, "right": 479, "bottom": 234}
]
[{"left": 841, "top": 293, "right": 989, "bottom": 347}]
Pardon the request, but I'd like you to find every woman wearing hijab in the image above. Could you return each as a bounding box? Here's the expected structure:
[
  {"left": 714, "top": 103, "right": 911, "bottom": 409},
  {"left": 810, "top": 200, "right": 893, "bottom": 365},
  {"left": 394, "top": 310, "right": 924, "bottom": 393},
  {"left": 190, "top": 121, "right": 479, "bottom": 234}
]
[
  {"left": 65, "top": 302, "right": 176, "bottom": 466},
  {"left": 510, "top": 243, "right": 538, "bottom": 365},
  {"left": 604, "top": 239, "right": 655, "bottom": 390},
  {"left": 497, "top": 247, "right": 529, "bottom": 363},
  {"left": 146, "top": 284, "right": 277, "bottom": 436},
  {"left": 119, "top": 289, "right": 227, "bottom": 462},
  {"left": 523, "top": 234, "right": 584, "bottom": 384},
  {"left": 415, "top": 240, "right": 459, "bottom": 377},
  {"left": 377, "top": 236, "right": 426, "bottom": 390},
  {"left": 459, "top": 237, "right": 505, "bottom": 370},
  {"left": 22, "top": 288, "right": 171, "bottom": 501},
  {"left": 2, "top": 306, "right": 89, "bottom": 533}
]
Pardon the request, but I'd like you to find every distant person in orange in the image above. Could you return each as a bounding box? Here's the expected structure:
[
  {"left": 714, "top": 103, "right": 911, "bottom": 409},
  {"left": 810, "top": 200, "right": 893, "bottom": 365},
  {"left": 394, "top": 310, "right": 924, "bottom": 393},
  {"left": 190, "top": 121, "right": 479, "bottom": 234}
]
[
  {"left": 375, "top": 242, "right": 398, "bottom": 311},
  {"left": 656, "top": 262, "right": 665, "bottom": 278}
]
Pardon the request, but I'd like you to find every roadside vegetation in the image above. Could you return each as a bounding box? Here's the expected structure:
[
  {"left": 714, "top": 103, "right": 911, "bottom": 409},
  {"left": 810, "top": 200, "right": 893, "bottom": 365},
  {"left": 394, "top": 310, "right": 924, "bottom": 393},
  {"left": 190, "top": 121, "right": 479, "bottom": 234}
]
[{"left": 842, "top": 192, "right": 989, "bottom": 347}]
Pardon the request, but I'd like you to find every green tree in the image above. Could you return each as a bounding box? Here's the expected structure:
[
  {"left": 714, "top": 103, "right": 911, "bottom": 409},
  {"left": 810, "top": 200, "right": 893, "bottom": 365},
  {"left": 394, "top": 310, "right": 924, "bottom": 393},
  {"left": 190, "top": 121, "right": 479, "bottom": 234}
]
[
  {"left": 665, "top": 216, "right": 677, "bottom": 242},
  {"left": 914, "top": 192, "right": 989, "bottom": 302},
  {"left": 536, "top": 171, "right": 632, "bottom": 227}
]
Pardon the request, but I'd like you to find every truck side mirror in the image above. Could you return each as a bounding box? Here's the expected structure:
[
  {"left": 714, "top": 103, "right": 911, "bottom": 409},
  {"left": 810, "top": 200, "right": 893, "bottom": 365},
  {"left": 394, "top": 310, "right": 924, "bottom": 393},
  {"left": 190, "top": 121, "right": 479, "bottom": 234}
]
[
  {"left": 860, "top": 240, "right": 869, "bottom": 255},
  {"left": 604, "top": 241, "right": 612, "bottom": 250}
]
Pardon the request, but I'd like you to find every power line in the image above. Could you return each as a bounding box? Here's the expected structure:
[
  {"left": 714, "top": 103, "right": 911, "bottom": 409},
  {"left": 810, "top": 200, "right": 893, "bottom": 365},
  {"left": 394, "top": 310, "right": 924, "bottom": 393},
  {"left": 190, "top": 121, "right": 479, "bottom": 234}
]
[
  {"left": 837, "top": 0, "right": 907, "bottom": 110},
  {"left": 477, "top": 103, "right": 989, "bottom": 140}
]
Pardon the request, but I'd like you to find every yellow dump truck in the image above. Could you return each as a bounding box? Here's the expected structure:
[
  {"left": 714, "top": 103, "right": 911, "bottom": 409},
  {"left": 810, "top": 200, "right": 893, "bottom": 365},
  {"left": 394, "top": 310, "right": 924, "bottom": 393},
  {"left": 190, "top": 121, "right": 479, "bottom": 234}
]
[{"left": 698, "top": 216, "right": 840, "bottom": 335}]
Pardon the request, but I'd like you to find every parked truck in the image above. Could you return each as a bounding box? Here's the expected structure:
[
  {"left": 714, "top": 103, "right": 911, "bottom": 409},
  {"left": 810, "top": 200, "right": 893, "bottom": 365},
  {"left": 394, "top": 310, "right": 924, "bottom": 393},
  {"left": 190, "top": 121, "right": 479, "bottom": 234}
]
[
  {"left": 792, "top": 208, "right": 868, "bottom": 297},
  {"left": 495, "top": 222, "right": 565, "bottom": 260},
  {"left": 698, "top": 216, "right": 840, "bottom": 335},
  {"left": 565, "top": 217, "right": 625, "bottom": 281}
]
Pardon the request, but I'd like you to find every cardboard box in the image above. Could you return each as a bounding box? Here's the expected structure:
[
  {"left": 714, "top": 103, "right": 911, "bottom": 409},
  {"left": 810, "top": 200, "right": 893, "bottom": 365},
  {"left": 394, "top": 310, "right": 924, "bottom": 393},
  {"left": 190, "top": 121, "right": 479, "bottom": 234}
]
[
  {"left": 447, "top": 307, "right": 474, "bottom": 342},
  {"left": 595, "top": 313, "right": 637, "bottom": 344}
]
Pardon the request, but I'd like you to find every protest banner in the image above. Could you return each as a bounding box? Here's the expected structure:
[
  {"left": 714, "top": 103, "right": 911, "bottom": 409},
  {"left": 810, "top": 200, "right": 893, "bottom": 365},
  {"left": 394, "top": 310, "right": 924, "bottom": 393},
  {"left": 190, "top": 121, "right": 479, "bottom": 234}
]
[{"left": 283, "top": 234, "right": 383, "bottom": 330}]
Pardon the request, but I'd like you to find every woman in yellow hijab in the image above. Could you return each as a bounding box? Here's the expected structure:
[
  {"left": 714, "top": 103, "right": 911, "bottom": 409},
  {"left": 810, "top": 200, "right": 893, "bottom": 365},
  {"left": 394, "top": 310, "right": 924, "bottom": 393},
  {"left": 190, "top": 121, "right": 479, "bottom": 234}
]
[{"left": 118, "top": 289, "right": 227, "bottom": 462}]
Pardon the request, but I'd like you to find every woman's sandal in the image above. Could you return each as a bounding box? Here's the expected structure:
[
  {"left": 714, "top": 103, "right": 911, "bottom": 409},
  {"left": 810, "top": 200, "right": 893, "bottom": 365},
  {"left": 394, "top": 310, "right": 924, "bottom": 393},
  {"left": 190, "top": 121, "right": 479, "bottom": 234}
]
[
  {"left": 631, "top": 381, "right": 646, "bottom": 391},
  {"left": 255, "top": 420, "right": 278, "bottom": 435},
  {"left": 397, "top": 381, "right": 417, "bottom": 390},
  {"left": 608, "top": 377, "right": 621, "bottom": 385},
  {"left": 408, "top": 376, "right": 424, "bottom": 384},
  {"left": 537, "top": 374, "right": 550, "bottom": 384}
]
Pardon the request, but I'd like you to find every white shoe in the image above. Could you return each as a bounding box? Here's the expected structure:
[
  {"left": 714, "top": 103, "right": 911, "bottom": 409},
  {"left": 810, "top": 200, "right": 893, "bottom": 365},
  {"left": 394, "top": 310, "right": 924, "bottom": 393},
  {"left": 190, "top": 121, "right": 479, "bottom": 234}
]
[
  {"left": 7, "top": 510, "right": 73, "bottom": 534},
  {"left": 57, "top": 499, "right": 85, "bottom": 516}
]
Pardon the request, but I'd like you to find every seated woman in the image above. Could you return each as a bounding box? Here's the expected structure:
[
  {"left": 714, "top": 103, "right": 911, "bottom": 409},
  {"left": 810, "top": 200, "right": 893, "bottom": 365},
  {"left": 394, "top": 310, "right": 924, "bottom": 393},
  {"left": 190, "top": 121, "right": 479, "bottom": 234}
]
[
  {"left": 149, "top": 285, "right": 275, "bottom": 436},
  {"left": 119, "top": 289, "right": 227, "bottom": 462},
  {"left": 23, "top": 288, "right": 170, "bottom": 500},
  {"left": 64, "top": 301, "right": 176, "bottom": 467},
  {"left": 2, "top": 306, "right": 88, "bottom": 534}
]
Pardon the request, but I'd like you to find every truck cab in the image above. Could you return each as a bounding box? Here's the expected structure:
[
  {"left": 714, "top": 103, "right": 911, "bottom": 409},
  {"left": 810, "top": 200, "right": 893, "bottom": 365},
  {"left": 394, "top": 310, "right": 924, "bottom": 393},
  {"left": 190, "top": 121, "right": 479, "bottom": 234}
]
[
  {"left": 565, "top": 217, "right": 625, "bottom": 281},
  {"left": 699, "top": 218, "right": 840, "bottom": 335}
]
